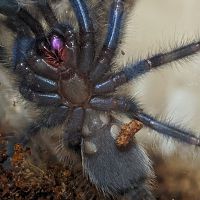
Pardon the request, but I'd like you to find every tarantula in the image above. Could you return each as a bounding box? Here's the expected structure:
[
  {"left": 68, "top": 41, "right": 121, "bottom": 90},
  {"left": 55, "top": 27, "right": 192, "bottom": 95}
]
[{"left": 0, "top": 0, "right": 200, "bottom": 199}]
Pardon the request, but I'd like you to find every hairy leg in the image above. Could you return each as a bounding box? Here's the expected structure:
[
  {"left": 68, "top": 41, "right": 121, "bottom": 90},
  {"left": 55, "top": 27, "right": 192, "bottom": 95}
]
[
  {"left": 69, "top": 0, "right": 95, "bottom": 73},
  {"left": 63, "top": 107, "right": 84, "bottom": 152},
  {"left": 90, "top": 0, "right": 125, "bottom": 82},
  {"left": 95, "top": 42, "right": 200, "bottom": 94},
  {"left": 36, "top": 0, "right": 58, "bottom": 27},
  {"left": 89, "top": 96, "right": 200, "bottom": 146}
]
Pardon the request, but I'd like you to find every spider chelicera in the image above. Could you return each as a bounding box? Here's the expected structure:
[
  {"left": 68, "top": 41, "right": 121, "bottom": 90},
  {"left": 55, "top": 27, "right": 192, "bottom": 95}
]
[{"left": 0, "top": 0, "right": 200, "bottom": 199}]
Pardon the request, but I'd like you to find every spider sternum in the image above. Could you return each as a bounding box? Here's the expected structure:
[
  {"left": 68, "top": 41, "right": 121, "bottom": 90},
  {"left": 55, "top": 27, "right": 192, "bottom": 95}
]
[{"left": 58, "top": 72, "right": 92, "bottom": 107}]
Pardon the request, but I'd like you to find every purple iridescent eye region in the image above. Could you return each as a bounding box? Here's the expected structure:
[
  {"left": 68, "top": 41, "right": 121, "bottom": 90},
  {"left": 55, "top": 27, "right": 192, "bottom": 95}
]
[{"left": 51, "top": 35, "right": 64, "bottom": 51}]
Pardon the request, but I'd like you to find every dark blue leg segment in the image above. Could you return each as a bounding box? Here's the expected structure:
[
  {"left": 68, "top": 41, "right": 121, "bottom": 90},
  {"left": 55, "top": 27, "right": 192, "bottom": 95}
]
[
  {"left": 94, "top": 41, "right": 200, "bottom": 94},
  {"left": 69, "top": 0, "right": 95, "bottom": 73},
  {"left": 105, "top": 0, "right": 125, "bottom": 49},
  {"left": 2, "top": 16, "right": 33, "bottom": 37},
  {"left": 37, "top": 0, "right": 57, "bottom": 27},
  {"left": 0, "top": 0, "right": 44, "bottom": 36},
  {"left": 15, "top": 63, "right": 58, "bottom": 92},
  {"left": 0, "top": 0, "right": 19, "bottom": 16},
  {"left": 26, "top": 50, "right": 60, "bottom": 80},
  {"left": 134, "top": 112, "right": 200, "bottom": 147},
  {"left": 17, "top": 9, "right": 45, "bottom": 36},
  {"left": 124, "top": 42, "right": 200, "bottom": 80},
  {"left": 90, "top": 0, "right": 125, "bottom": 82},
  {"left": 13, "top": 36, "right": 35, "bottom": 66},
  {"left": 94, "top": 72, "right": 127, "bottom": 94},
  {"left": 90, "top": 96, "right": 200, "bottom": 146},
  {"left": 25, "top": 74, "right": 58, "bottom": 92},
  {"left": 63, "top": 108, "right": 84, "bottom": 152},
  {"left": 19, "top": 85, "right": 61, "bottom": 106},
  {"left": 89, "top": 96, "right": 137, "bottom": 113},
  {"left": 69, "top": 0, "right": 92, "bottom": 33},
  {"left": 13, "top": 37, "right": 58, "bottom": 92},
  {"left": 20, "top": 105, "right": 70, "bottom": 146}
]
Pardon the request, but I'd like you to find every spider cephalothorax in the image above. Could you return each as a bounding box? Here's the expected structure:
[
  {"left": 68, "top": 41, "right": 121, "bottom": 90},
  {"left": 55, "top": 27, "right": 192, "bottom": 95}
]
[{"left": 1, "top": 0, "right": 200, "bottom": 199}]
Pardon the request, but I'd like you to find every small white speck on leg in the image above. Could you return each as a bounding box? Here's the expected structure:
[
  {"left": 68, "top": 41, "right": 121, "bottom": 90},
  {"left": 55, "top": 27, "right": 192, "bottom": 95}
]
[
  {"left": 110, "top": 124, "right": 121, "bottom": 139},
  {"left": 84, "top": 141, "right": 97, "bottom": 155}
]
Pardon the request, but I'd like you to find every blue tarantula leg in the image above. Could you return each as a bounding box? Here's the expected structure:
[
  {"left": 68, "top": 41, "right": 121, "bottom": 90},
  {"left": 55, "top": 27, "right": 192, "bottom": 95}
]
[
  {"left": 94, "top": 71, "right": 126, "bottom": 94},
  {"left": 26, "top": 50, "right": 60, "bottom": 80},
  {"left": 90, "top": 96, "right": 200, "bottom": 146},
  {"left": 25, "top": 73, "right": 58, "bottom": 92},
  {"left": 133, "top": 112, "right": 200, "bottom": 147},
  {"left": 19, "top": 84, "right": 61, "bottom": 106},
  {"left": 0, "top": 0, "right": 19, "bottom": 16},
  {"left": 37, "top": 0, "right": 58, "bottom": 27},
  {"left": 15, "top": 63, "right": 58, "bottom": 92},
  {"left": 13, "top": 37, "right": 58, "bottom": 92},
  {"left": 95, "top": 42, "right": 200, "bottom": 94},
  {"left": 63, "top": 107, "right": 84, "bottom": 152},
  {"left": 13, "top": 36, "right": 35, "bottom": 65},
  {"left": 81, "top": 109, "right": 153, "bottom": 196},
  {"left": 90, "top": 0, "right": 125, "bottom": 83},
  {"left": 6, "top": 105, "right": 70, "bottom": 158},
  {"left": 0, "top": 0, "right": 45, "bottom": 36},
  {"left": 89, "top": 96, "right": 132, "bottom": 112},
  {"left": 69, "top": 0, "right": 95, "bottom": 73},
  {"left": 20, "top": 105, "right": 70, "bottom": 146}
]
